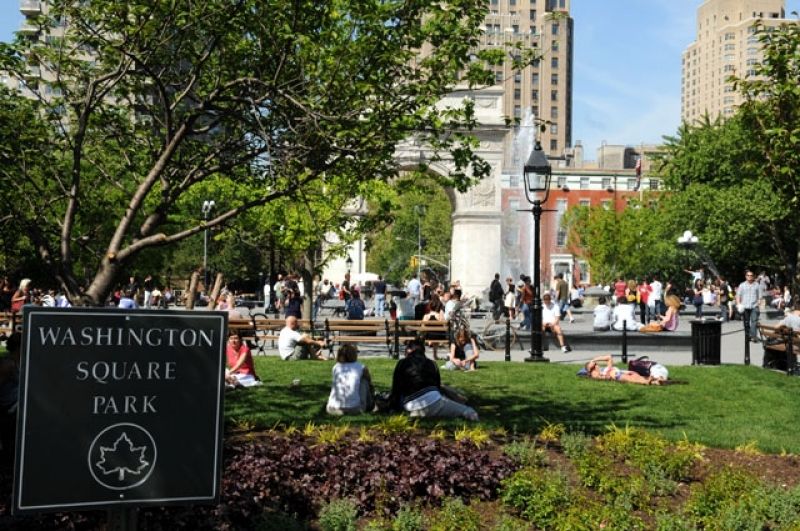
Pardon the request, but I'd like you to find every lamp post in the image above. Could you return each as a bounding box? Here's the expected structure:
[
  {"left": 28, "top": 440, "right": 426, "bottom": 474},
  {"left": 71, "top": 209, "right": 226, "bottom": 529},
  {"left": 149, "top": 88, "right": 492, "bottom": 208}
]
[
  {"left": 677, "top": 230, "right": 720, "bottom": 279},
  {"left": 414, "top": 205, "right": 426, "bottom": 279},
  {"left": 345, "top": 256, "right": 353, "bottom": 275},
  {"left": 522, "top": 140, "right": 553, "bottom": 363},
  {"left": 201, "top": 200, "right": 215, "bottom": 290}
]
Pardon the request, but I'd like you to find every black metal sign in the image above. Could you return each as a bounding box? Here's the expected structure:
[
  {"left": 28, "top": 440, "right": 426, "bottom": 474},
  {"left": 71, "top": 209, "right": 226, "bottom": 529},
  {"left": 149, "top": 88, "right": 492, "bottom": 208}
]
[{"left": 13, "top": 307, "right": 227, "bottom": 514}]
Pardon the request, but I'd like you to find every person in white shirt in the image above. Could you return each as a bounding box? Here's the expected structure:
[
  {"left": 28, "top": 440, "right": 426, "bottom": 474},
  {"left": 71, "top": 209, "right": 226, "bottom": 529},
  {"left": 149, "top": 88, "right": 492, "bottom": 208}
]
[
  {"left": 396, "top": 291, "right": 416, "bottom": 321},
  {"left": 406, "top": 274, "right": 421, "bottom": 306},
  {"left": 592, "top": 296, "right": 614, "bottom": 331},
  {"left": 278, "top": 316, "right": 326, "bottom": 360},
  {"left": 326, "top": 345, "right": 374, "bottom": 415},
  {"left": 541, "top": 293, "right": 571, "bottom": 352},
  {"left": 612, "top": 296, "right": 643, "bottom": 331},
  {"left": 649, "top": 276, "right": 664, "bottom": 317}
]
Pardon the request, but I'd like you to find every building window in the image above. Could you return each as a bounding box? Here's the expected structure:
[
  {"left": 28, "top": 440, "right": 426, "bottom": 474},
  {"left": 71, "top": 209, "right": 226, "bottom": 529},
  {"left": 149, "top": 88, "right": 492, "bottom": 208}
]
[
  {"left": 550, "top": 139, "right": 558, "bottom": 151},
  {"left": 551, "top": 89, "right": 558, "bottom": 101},
  {"left": 552, "top": 40, "right": 559, "bottom": 52},
  {"left": 509, "top": 0, "right": 516, "bottom": 5},
  {"left": 514, "top": 105, "right": 521, "bottom": 117},
  {"left": 724, "top": 85, "right": 735, "bottom": 92},
  {"left": 550, "top": 106, "right": 558, "bottom": 119},
  {"left": 495, "top": 72, "right": 503, "bottom": 83},
  {"left": 557, "top": 176, "right": 567, "bottom": 188},
  {"left": 514, "top": 72, "right": 521, "bottom": 82},
  {"left": 512, "top": 24, "right": 519, "bottom": 34},
  {"left": 724, "top": 43, "right": 736, "bottom": 51},
  {"left": 723, "top": 64, "right": 735, "bottom": 72},
  {"left": 509, "top": 178, "right": 519, "bottom": 189},
  {"left": 723, "top": 96, "right": 734, "bottom": 104},
  {"left": 555, "top": 199, "right": 567, "bottom": 247},
  {"left": 601, "top": 200, "right": 611, "bottom": 210},
  {"left": 551, "top": 73, "right": 558, "bottom": 85},
  {"left": 532, "top": 89, "right": 539, "bottom": 100},
  {"left": 551, "top": 23, "right": 559, "bottom": 36},
  {"left": 529, "top": 9, "right": 536, "bottom": 21},
  {"left": 724, "top": 32, "right": 735, "bottom": 40},
  {"left": 514, "top": 88, "right": 521, "bottom": 99},
  {"left": 551, "top": 57, "right": 559, "bottom": 68},
  {"left": 746, "top": 69, "right": 757, "bottom": 76},
  {"left": 579, "top": 199, "right": 590, "bottom": 207},
  {"left": 531, "top": 72, "right": 539, "bottom": 85},
  {"left": 550, "top": 123, "right": 558, "bottom": 134},
  {"left": 626, "top": 178, "right": 637, "bottom": 190},
  {"left": 724, "top": 54, "right": 735, "bottom": 62},
  {"left": 509, "top": 199, "right": 521, "bottom": 211},
  {"left": 602, "top": 177, "right": 612, "bottom": 189},
  {"left": 746, "top": 58, "right": 759, "bottom": 66},
  {"left": 579, "top": 177, "right": 589, "bottom": 190},
  {"left": 649, "top": 179, "right": 659, "bottom": 191}
]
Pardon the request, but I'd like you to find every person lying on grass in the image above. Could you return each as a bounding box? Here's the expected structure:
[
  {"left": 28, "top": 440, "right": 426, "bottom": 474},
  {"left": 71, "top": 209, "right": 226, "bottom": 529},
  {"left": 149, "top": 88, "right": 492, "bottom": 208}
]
[{"left": 580, "top": 355, "right": 662, "bottom": 385}]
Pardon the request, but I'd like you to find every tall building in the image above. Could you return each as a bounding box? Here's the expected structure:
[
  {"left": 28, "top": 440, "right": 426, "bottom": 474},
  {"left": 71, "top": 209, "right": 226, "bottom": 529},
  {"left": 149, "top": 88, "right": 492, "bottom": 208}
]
[
  {"left": 681, "top": 0, "right": 790, "bottom": 123},
  {"left": 480, "top": 0, "right": 573, "bottom": 158}
]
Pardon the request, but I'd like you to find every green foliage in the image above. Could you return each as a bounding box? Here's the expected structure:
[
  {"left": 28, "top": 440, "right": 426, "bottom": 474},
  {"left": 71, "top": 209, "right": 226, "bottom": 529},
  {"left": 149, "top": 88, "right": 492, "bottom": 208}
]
[
  {"left": 560, "top": 431, "right": 591, "bottom": 460},
  {"left": 0, "top": 0, "right": 500, "bottom": 303},
  {"left": 391, "top": 506, "right": 424, "bottom": 531},
  {"left": 657, "top": 20, "right": 800, "bottom": 291},
  {"left": 318, "top": 498, "right": 359, "bottom": 531},
  {"left": 503, "top": 437, "right": 547, "bottom": 468},
  {"left": 365, "top": 173, "right": 453, "bottom": 284},
  {"left": 429, "top": 498, "right": 481, "bottom": 531},
  {"left": 500, "top": 468, "right": 572, "bottom": 527}
]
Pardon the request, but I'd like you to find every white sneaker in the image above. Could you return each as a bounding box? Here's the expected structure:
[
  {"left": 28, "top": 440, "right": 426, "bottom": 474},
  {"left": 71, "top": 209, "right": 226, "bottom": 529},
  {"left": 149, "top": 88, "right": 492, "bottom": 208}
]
[{"left": 562, "top": 345, "right": 571, "bottom": 353}]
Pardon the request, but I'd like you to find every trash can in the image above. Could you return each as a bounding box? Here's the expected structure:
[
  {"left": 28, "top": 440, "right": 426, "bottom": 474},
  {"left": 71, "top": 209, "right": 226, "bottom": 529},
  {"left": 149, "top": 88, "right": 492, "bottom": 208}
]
[{"left": 691, "top": 319, "right": 721, "bottom": 365}]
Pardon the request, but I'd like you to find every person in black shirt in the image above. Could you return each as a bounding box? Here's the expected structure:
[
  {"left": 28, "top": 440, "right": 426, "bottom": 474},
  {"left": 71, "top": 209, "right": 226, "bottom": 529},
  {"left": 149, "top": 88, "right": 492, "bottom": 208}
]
[
  {"left": 373, "top": 275, "right": 387, "bottom": 317},
  {"left": 388, "top": 340, "right": 478, "bottom": 420}
]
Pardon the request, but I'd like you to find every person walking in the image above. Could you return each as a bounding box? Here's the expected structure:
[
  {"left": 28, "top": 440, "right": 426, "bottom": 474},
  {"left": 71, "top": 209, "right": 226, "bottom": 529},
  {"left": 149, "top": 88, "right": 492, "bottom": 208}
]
[
  {"left": 736, "top": 270, "right": 765, "bottom": 342},
  {"left": 373, "top": 275, "right": 387, "bottom": 318},
  {"left": 489, "top": 273, "right": 505, "bottom": 320}
]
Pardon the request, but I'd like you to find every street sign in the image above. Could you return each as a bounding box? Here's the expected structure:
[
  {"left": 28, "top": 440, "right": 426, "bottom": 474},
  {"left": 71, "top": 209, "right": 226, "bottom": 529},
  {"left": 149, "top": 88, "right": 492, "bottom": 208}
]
[{"left": 13, "top": 308, "right": 227, "bottom": 514}]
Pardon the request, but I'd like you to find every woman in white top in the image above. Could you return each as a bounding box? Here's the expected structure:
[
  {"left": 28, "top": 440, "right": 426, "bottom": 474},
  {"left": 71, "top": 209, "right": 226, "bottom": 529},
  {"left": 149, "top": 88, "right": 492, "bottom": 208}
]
[
  {"left": 326, "top": 344, "right": 374, "bottom": 416},
  {"left": 612, "top": 296, "right": 642, "bottom": 331},
  {"left": 592, "top": 296, "right": 614, "bottom": 331}
]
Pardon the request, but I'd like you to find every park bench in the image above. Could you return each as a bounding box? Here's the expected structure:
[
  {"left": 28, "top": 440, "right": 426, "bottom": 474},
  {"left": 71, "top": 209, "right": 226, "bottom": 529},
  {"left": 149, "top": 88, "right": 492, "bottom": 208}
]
[
  {"left": 757, "top": 323, "right": 800, "bottom": 374},
  {"left": 515, "top": 326, "right": 694, "bottom": 353},
  {"left": 319, "top": 318, "right": 452, "bottom": 359},
  {"left": 229, "top": 316, "right": 320, "bottom": 355}
]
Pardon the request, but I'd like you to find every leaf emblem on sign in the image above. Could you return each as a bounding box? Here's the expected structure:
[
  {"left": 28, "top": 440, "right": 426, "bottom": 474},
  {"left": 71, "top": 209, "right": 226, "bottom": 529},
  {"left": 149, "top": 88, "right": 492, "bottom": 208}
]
[{"left": 95, "top": 432, "right": 150, "bottom": 481}]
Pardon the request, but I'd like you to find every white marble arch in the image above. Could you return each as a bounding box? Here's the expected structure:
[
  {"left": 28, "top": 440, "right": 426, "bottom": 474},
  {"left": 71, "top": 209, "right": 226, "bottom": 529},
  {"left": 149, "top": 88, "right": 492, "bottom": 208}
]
[{"left": 394, "top": 131, "right": 506, "bottom": 299}]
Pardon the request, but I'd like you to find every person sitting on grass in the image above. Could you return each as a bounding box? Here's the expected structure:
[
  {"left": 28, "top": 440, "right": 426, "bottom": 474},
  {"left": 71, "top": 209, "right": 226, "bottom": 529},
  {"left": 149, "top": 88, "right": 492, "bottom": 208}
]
[
  {"left": 225, "top": 331, "right": 262, "bottom": 388},
  {"left": 326, "top": 344, "right": 374, "bottom": 416},
  {"left": 579, "top": 354, "right": 661, "bottom": 385},
  {"left": 640, "top": 294, "right": 682, "bottom": 333},
  {"left": 443, "top": 327, "right": 479, "bottom": 371},
  {"left": 388, "top": 339, "right": 478, "bottom": 421},
  {"left": 278, "top": 316, "right": 326, "bottom": 360}
]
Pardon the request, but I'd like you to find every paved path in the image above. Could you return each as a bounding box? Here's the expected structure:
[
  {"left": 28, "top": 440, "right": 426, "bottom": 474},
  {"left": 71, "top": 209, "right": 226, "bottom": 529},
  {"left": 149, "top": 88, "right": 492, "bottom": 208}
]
[{"left": 241, "top": 304, "right": 784, "bottom": 367}]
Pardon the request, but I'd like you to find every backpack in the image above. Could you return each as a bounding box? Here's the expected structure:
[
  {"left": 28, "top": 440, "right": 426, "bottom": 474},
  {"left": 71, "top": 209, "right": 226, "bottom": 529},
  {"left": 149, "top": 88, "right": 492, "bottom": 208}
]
[{"left": 627, "top": 356, "right": 656, "bottom": 377}]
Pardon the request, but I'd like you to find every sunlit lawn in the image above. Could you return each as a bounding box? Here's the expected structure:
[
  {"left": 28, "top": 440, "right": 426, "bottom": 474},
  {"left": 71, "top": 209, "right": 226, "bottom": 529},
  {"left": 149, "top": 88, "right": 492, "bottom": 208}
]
[{"left": 226, "top": 357, "right": 800, "bottom": 454}]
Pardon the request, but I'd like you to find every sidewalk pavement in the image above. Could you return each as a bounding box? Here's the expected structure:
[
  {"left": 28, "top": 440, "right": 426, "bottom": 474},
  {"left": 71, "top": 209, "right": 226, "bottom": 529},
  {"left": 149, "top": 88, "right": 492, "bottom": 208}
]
[
  {"left": 246, "top": 305, "right": 780, "bottom": 368},
  {"left": 475, "top": 313, "right": 770, "bottom": 367}
]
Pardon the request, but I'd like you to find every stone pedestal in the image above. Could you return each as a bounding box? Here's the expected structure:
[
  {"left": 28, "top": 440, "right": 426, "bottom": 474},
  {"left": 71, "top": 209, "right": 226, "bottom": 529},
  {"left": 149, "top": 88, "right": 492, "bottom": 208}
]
[
  {"left": 450, "top": 211, "right": 502, "bottom": 299},
  {"left": 582, "top": 286, "right": 611, "bottom": 310}
]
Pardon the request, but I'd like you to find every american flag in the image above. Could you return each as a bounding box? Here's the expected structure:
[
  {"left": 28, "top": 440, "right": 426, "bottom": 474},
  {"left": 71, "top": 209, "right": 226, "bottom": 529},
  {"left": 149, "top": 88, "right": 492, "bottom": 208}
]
[{"left": 634, "top": 157, "right": 642, "bottom": 191}]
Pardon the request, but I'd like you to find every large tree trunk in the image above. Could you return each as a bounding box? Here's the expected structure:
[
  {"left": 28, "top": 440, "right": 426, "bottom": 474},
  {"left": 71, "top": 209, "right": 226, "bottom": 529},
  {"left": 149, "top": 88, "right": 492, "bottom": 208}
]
[
  {"left": 186, "top": 271, "right": 200, "bottom": 310},
  {"left": 208, "top": 273, "right": 224, "bottom": 310},
  {"left": 302, "top": 249, "right": 315, "bottom": 320}
]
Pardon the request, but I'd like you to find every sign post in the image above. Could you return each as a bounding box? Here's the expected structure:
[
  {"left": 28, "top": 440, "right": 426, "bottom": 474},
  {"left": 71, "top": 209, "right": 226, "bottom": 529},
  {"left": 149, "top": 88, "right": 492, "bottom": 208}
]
[{"left": 13, "top": 308, "right": 227, "bottom": 516}]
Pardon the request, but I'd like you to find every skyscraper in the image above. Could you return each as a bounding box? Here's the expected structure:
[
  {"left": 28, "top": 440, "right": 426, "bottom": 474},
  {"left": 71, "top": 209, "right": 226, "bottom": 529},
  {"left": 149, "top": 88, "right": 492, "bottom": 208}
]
[
  {"left": 480, "top": 0, "right": 573, "bottom": 157},
  {"left": 682, "top": 0, "right": 791, "bottom": 123}
]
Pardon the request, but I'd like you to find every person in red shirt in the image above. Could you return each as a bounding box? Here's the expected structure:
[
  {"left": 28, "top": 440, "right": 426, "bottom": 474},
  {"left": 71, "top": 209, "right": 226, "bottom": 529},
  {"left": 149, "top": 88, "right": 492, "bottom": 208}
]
[
  {"left": 225, "top": 331, "right": 261, "bottom": 388},
  {"left": 637, "top": 279, "right": 651, "bottom": 325},
  {"left": 613, "top": 277, "right": 626, "bottom": 302}
]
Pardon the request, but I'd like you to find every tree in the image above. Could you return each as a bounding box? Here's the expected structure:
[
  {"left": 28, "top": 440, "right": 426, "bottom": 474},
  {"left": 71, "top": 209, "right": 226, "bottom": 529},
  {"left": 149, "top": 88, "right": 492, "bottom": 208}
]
[
  {"left": 657, "top": 19, "right": 800, "bottom": 290},
  {"left": 365, "top": 173, "right": 452, "bottom": 284},
  {"left": 0, "top": 0, "right": 506, "bottom": 305}
]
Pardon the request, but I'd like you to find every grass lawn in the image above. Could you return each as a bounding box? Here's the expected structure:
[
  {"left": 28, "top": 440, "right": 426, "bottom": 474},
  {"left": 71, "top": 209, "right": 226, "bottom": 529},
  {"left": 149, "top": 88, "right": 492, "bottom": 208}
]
[{"left": 227, "top": 357, "right": 800, "bottom": 454}]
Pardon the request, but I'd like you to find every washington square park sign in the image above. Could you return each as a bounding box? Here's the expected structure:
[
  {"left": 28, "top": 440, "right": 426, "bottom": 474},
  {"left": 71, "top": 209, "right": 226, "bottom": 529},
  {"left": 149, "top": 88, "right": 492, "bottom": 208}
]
[{"left": 13, "top": 307, "right": 227, "bottom": 514}]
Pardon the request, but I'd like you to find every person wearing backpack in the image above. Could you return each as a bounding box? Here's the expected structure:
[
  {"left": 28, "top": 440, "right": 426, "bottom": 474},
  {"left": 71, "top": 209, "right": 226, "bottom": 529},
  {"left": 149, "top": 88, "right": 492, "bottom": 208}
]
[{"left": 345, "top": 290, "right": 366, "bottom": 320}]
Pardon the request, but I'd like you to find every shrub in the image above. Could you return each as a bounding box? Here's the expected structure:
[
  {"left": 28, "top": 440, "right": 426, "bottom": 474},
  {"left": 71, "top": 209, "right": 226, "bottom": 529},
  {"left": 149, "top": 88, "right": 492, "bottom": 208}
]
[
  {"left": 684, "top": 468, "right": 762, "bottom": 528},
  {"left": 500, "top": 468, "right": 572, "bottom": 527},
  {"left": 429, "top": 498, "right": 481, "bottom": 531},
  {"left": 318, "top": 499, "right": 358, "bottom": 531},
  {"left": 560, "top": 430, "right": 591, "bottom": 459},
  {"left": 392, "top": 506, "right": 424, "bottom": 531},
  {"left": 503, "top": 437, "right": 547, "bottom": 468}
]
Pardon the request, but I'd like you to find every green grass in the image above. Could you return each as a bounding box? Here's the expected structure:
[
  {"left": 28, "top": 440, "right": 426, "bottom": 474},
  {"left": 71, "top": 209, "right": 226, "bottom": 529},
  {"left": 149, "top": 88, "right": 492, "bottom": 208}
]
[{"left": 226, "top": 358, "right": 800, "bottom": 453}]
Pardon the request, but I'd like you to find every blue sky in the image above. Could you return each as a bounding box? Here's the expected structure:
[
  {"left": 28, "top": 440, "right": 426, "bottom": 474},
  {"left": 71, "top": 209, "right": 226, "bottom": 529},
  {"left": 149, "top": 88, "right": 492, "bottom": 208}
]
[{"left": 2, "top": 1, "right": 798, "bottom": 160}]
